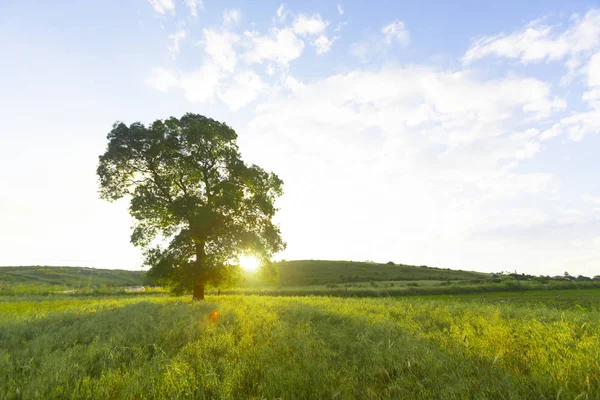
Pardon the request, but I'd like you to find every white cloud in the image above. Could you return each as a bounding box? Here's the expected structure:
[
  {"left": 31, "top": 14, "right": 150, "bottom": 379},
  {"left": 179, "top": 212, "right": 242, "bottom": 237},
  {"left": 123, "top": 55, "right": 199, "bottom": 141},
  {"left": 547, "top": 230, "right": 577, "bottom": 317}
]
[
  {"left": 588, "top": 51, "right": 600, "bottom": 86},
  {"left": 148, "top": 0, "right": 175, "bottom": 15},
  {"left": 539, "top": 51, "right": 600, "bottom": 142},
  {"left": 464, "top": 11, "right": 600, "bottom": 143},
  {"left": 202, "top": 28, "right": 240, "bottom": 73},
  {"left": 146, "top": 63, "right": 265, "bottom": 110},
  {"left": 179, "top": 63, "right": 221, "bottom": 103},
  {"left": 184, "top": 0, "right": 200, "bottom": 17},
  {"left": 313, "top": 35, "right": 336, "bottom": 54},
  {"left": 243, "top": 28, "right": 304, "bottom": 67},
  {"left": 351, "top": 20, "right": 410, "bottom": 61},
  {"left": 582, "top": 194, "right": 600, "bottom": 206},
  {"left": 583, "top": 87, "right": 600, "bottom": 109},
  {"left": 219, "top": 71, "right": 265, "bottom": 110},
  {"left": 223, "top": 9, "right": 241, "bottom": 26},
  {"left": 145, "top": 67, "right": 178, "bottom": 92},
  {"left": 337, "top": 4, "right": 344, "bottom": 15},
  {"left": 381, "top": 20, "right": 410, "bottom": 46},
  {"left": 349, "top": 41, "right": 370, "bottom": 62},
  {"left": 168, "top": 29, "right": 186, "bottom": 55},
  {"left": 266, "top": 64, "right": 275, "bottom": 76},
  {"left": 145, "top": 64, "right": 221, "bottom": 104},
  {"left": 275, "top": 4, "right": 291, "bottom": 24},
  {"left": 292, "top": 14, "right": 328, "bottom": 36},
  {"left": 542, "top": 109, "right": 600, "bottom": 142},
  {"left": 241, "top": 65, "right": 566, "bottom": 270},
  {"left": 283, "top": 75, "right": 305, "bottom": 93},
  {"left": 463, "top": 9, "right": 600, "bottom": 64}
]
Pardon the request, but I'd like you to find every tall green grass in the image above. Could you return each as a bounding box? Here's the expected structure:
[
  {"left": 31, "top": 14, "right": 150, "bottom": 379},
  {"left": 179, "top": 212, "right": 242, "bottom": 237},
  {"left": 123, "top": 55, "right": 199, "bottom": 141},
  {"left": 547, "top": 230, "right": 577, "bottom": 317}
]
[
  {"left": 0, "top": 284, "right": 167, "bottom": 296},
  {"left": 1, "top": 293, "right": 599, "bottom": 399},
  {"left": 220, "top": 279, "right": 600, "bottom": 297}
]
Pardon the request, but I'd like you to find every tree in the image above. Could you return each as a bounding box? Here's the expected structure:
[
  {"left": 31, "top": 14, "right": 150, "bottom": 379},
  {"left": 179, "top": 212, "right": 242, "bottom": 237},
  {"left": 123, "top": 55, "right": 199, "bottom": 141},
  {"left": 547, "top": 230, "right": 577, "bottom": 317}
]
[{"left": 97, "top": 113, "right": 285, "bottom": 299}]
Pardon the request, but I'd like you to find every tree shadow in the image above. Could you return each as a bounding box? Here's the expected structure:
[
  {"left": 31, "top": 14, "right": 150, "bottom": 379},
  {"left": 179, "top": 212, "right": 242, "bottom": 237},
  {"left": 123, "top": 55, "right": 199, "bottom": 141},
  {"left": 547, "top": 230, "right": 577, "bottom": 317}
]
[
  {"left": 1, "top": 296, "right": 588, "bottom": 399},
  {"left": 256, "top": 298, "right": 565, "bottom": 399}
]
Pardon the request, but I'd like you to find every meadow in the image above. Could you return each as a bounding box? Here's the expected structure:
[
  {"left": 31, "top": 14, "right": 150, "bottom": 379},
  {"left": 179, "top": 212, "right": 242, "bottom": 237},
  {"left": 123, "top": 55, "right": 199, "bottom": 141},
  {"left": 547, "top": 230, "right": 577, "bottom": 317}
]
[
  {"left": 0, "top": 266, "right": 150, "bottom": 287},
  {"left": 2, "top": 290, "right": 599, "bottom": 399},
  {"left": 220, "top": 278, "right": 600, "bottom": 298}
]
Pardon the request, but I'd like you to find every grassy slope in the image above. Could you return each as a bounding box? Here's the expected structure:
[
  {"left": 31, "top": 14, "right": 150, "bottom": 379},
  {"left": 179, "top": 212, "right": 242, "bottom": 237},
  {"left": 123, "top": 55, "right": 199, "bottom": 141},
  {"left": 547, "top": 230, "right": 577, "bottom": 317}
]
[
  {"left": 274, "top": 260, "right": 491, "bottom": 286},
  {"left": 2, "top": 260, "right": 490, "bottom": 289},
  {"left": 0, "top": 266, "right": 150, "bottom": 287}
]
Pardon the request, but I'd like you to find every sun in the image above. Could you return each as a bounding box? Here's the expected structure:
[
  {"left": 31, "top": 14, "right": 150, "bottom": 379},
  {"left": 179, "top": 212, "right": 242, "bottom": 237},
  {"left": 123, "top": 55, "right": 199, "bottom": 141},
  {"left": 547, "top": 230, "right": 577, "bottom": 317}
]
[{"left": 239, "top": 254, "right": 260, "bottom": 272}]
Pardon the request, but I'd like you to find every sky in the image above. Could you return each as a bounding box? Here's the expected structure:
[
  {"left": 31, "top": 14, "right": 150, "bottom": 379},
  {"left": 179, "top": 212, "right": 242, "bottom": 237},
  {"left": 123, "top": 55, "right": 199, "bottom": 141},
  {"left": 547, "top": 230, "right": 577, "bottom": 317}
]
[{"left": 1, "top": 0, "right": 600, "bottom": 277}]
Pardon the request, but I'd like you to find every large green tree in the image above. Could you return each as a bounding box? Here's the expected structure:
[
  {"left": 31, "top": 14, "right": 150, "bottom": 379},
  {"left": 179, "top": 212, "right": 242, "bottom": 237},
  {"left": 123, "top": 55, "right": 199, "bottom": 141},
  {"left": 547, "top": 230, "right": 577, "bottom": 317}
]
[{"left": 97, "top": 113, "right": 285, "bottom": 299}]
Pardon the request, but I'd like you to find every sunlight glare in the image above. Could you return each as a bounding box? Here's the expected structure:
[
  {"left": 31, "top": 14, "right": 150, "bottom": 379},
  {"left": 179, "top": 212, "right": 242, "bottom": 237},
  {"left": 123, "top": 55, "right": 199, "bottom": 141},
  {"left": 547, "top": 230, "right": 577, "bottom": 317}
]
[{"left": 239, "top": 254, "right": 260, "bottom": 272}]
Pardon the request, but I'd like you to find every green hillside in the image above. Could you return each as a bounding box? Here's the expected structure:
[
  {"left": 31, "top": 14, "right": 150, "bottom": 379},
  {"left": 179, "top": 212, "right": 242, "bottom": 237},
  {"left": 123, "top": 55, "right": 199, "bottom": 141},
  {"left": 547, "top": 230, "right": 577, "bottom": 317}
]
[
  {"left": 275, "top": 260, "right": 491, "bottom": 286},
  {"left": 0, "top": 266, "right": 150, "bottom": 288},
  {"left": 1, "top": 261, "right": 491, "bottom": 289}
]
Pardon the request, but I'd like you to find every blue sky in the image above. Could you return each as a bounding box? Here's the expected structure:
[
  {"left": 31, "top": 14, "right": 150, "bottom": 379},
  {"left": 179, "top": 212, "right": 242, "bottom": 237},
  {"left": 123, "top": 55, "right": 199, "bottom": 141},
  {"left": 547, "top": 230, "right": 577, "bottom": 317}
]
[{"left": 1, "top": 0, "right": 600, "bottom": 277}]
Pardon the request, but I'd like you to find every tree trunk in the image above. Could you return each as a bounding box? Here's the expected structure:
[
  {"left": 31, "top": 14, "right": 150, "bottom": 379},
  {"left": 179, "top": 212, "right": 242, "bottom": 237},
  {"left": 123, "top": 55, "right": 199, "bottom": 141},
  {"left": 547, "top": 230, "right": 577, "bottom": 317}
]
[
  {"left": 193, "top": 280, "right": 205, "bottom": 300},
  {"left": 193, "top": 239, "right": 206, "bottom": 301}
]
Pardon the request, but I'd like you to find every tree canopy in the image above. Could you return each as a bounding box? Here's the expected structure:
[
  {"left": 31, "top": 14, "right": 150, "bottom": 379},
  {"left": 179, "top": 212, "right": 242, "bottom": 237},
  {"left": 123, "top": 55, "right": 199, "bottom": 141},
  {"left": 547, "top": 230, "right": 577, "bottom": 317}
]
[{"left": 97, "top": 113, "right": 285, "bottom": 299}]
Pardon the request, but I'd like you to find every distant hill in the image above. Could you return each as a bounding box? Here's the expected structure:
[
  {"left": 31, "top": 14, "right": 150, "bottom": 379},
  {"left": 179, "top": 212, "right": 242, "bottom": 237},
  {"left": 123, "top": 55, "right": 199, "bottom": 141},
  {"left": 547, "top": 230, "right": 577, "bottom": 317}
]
[
  {"left": 0, "top": 266, "right": 150, "bottom": 288},
  {"left": 1, "top": 261, "right": 491, "bottom": 289},
  {"left": 275, "top": 260, "right": 491, "bottom": 286}
]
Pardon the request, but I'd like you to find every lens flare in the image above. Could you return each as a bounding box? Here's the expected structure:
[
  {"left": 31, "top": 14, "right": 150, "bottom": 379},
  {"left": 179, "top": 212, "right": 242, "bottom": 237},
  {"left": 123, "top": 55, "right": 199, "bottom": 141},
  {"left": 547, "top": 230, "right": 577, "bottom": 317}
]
[
  {"left": 239, "top": 254, "right": 260, "bottom": 272},
  {"left": 209, "top": 310, "right": 219, "bottom": 323}
]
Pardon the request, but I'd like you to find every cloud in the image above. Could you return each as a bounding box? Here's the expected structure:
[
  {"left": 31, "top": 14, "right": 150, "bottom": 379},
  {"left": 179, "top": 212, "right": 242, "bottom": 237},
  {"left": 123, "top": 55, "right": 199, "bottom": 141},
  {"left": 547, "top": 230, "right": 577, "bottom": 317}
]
[
  {"left": 179, "top": 63, "right": 221, "bottom": 103},
  {"left": 145, "top": 67, "right": 178, "bottom": 92},
  {"left": 202, "top": 28, "right": 240, "bottom": 73},
  {"left": 184, "top": 0, "right": 200, "bottom": 17},
  {"left": 292, "top": 14, "right": 328, "bottom": 36},
  {"left": 145, "top": 64, "right": 265, "bottom": 110},
  {"left": 145, "top": 64, "right": 220, "bottom": 104},
  {"left": 313, "top": 35, "right": 336, "bottom": 54},
  {"left": 465, "top": 10, "right": 600, "bottom": 143},
  {"left": 349, "top": 41, "right": 371, "bottom": 61},
  {"left": 463, "top": 9, "right": 600, "bottom": 65},
  {"left": 223, "top": 9, "right": 241, "bottom": 26},
  {"left": 351, "top": 20, "right": 410, "bottom": 61},
  {"left": 167, "top": 29, "right": 186, "bottom": 55},
  {"left": 276, "top": 4, "right": 284, "bottom": 18},
  {"left": 542, "top": 110, "right": 600, "bottom": 142},
  {"left": 337, "top": 4, "right": 344, "bottom": 15},
  {"left": 588, "top": 51, "right": 600, "bottom": 86},
  {"left": 289, "top": 14, "right": 337, "bottom": 54},
  {"left": 582, "top": 194, "right": 600, "bottom": 206},
  {"left": 275, "top": 4, "right": 291, "bottom": 23},
  {"left": 381, "top": 20, "right": 410, "bottom": 46},
  {"left": 219, "top": 71, "right": 265, "bottom": 110},
  {"left": 243, "top": 28, "right": 304, "bottom": 67},
  {"left": 241, "top": 65, "right": 567, "bottom": 269},
  {"left": 147, "top": 0, "right": 175, "bottom": 15},
  {"left": 538, "top": 51, "right": 600, "bottom": 142}
]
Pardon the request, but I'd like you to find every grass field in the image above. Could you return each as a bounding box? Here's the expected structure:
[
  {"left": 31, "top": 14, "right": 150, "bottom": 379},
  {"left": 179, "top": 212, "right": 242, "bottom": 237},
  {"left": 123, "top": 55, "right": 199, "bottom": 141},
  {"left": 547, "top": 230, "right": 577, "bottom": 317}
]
[
  {"left": 221, "top": 278, "right": 600, "bottom": 298},
  {"left": 2, "top": 290, "right": 599, "bottom": 399},
  {"left": 0, "top": 266, "right": 150, "bottom": 287}
]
